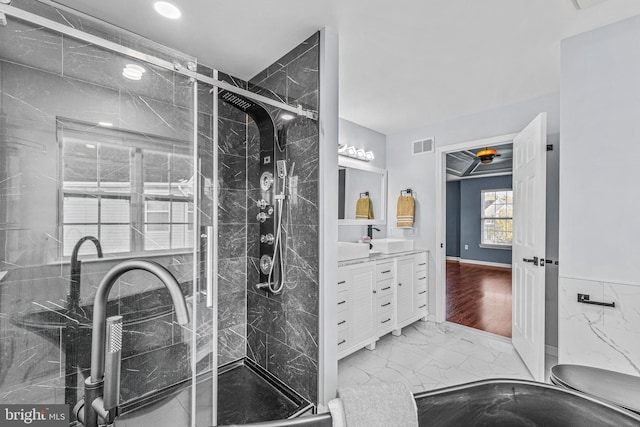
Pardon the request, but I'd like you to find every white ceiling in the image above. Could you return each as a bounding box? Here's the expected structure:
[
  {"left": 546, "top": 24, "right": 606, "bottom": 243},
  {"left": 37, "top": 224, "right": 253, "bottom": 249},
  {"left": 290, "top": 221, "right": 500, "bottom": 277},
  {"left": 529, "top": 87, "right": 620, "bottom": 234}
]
[{"left": 51, "top": 0, "right": 640, "bottom": 135}]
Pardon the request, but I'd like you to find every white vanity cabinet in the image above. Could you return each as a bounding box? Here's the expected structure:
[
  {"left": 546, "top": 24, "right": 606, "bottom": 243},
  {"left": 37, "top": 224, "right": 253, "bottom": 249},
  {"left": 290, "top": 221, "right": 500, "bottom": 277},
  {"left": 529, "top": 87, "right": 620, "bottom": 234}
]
[
  {"left": 337, "top": 261, "right": 377, "bottom": 359},
  {"left": 337, "top": 251, "right": 428, "bottom": 360}
]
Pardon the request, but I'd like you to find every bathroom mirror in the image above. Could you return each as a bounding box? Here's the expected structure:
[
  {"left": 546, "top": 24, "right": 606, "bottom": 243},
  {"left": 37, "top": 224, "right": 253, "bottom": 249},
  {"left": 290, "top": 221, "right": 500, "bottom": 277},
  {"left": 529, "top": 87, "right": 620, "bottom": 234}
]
[{"left": 338, "top": 156, "right": 387, "bottom": 225}]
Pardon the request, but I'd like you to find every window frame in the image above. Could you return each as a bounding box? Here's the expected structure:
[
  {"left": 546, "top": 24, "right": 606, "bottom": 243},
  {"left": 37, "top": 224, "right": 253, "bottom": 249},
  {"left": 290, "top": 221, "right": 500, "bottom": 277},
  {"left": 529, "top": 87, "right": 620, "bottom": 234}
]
[
  {"left": 57, "top": 118, "right": 193, "bottom": 258},
  {"left": 480, "top": 188, "right": 513, "bottom": 249}
]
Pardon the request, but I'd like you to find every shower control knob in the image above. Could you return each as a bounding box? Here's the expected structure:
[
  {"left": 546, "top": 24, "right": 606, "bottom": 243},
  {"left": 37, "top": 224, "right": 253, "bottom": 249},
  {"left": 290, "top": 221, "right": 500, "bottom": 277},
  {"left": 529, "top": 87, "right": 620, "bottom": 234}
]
[
  {"left": 257, "top": 212, "right": 269, "bottom": 223},
  {"left": 266, "top": 206, "right": 274, "bottom": 215},
  {"left": 261, "top": 233, "right": 275, "bottom": 245},
  {"left": 256, "top": 199, "right": 268, "bottom": 209}
]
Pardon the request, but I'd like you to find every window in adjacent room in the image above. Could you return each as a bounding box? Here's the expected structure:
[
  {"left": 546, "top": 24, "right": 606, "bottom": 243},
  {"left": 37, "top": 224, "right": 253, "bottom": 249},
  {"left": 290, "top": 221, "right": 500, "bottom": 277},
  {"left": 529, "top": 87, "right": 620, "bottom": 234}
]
[{"left": 481, "top": 189, "right": 513, "bottom": 247}]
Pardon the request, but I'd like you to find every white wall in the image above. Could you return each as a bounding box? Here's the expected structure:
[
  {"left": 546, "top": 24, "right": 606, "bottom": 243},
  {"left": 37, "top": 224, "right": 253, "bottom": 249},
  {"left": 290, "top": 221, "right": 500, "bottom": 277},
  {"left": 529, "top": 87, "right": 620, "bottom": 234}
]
[
  {"left": 338, "top": 118, "right": 387, "bottom": 242},
  {"left": 386, "top": 93, "right": 560, "bottom": 330},
  {"left": 558, "top": 14, "right": 640, "bottom": 374}
]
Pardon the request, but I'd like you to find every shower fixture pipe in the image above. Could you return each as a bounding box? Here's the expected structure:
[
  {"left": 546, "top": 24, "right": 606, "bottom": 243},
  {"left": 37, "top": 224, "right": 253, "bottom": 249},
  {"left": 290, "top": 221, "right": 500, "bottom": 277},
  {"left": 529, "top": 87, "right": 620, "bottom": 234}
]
[{"left": 0, "top": 3, "right": 318, "bottom": 120}]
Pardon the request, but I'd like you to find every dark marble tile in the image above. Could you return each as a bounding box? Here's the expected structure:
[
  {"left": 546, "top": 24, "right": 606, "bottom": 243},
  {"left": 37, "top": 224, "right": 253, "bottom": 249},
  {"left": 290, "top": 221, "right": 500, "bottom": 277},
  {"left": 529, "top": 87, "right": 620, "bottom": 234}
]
[
  {"left": 119, "top": 93, "right": 192, "bottom": 142},
  {"left": 198, "top": 82, "right": 214, "bottom": 114},
  {"left": 287, "top": 180, "right": 319, "bottom": 226},
  {"left": 248, "top": 69, "right": 287, "bottom": 106},
  {"left": 267, "top": 337, "right": 317, "bottom": 403},
  {"left": 246, "top": 256, "right": 261, "bottom": 294},
  {"left": 196, "top": 63, "right": 214, "bottom": 79},
  {"left": 219, "top": 72, "right": 248, "bottom": 91},
  {"left": 218, "top": 117, "right": 247, "bottom": 157},
  {"left": 286, "top": 118, "right": 319, "bottom": 144},
  {"left": 219, "top": 290, "right": 246, "bottom": 330},
  {"left": 218, "top": 153, "right": 247, "bottom": 190},
  {"left": 246, "top": 223, "right": 260, "bottom": 259},
  {"left": 218, "top": 224, "right": 247, "bottom": 259},
  {"left": 283, "top": 268, "right": 318, "bottom": 316},
  {"left": 218, "top": 323, "right": 245, "bottom": 365},
  {"left": 247, "top": 153, "right": 261, "bottom": 191},
  {"left": 0, "top": 19, "right": 62, "bottom": 75},
  {"left": 246, "top": 324, "right": 267, "bottom": 369},
  {"left": 120, "top": 343, "right": 190, "bottom": 403},
  {"left": 218, "top": 257, "right": 247, "bottom": 294},
  {"left": 122, "top": 312, "right": 175, "bottom": 356},
  {"left": 287, "top": 136, "right": 319, "bottom": 182},
  {"left": 218, "top": 188, "right": 247, "bottom": 224},
  {"left": 247, "top": 291, "right": 284, "bottom": 343},
  {"left": 283, "top": 309, "right": 319, "bottom": 359},
  {"left": 286, "top": 225, "right": 319, "bottom": 273},
  {"left": 286, "top": 45, "right": 319, "bottom": 108}
]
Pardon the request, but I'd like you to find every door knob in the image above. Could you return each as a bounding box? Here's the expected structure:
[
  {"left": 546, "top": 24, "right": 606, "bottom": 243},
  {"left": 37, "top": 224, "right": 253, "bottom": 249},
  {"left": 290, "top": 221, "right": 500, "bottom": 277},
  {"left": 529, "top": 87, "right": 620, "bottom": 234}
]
[{"left": 522, "top": 256, "right": 539, "bottom": 266}]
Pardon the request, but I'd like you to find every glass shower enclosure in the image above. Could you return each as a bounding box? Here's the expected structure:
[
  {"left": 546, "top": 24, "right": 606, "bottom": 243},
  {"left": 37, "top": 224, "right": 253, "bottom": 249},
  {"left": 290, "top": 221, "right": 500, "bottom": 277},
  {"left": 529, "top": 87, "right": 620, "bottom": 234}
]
[{"left": 0, "top": 2, "right": 218, "bottom": 426}]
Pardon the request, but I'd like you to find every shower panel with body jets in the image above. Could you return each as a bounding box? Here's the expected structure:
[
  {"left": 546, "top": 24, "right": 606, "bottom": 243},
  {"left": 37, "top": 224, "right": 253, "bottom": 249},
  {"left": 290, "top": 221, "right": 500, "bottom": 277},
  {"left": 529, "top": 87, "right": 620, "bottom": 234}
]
[{"left": 218, "top": 89, "right": 292, "bottom": 294}]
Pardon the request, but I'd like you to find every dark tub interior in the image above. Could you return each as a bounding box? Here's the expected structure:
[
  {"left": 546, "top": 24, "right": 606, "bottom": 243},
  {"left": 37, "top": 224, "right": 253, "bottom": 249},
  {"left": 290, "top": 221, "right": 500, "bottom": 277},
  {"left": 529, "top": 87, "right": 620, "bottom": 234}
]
[{"left": 234, "top": 379, "right": 640, "bottom": 427}]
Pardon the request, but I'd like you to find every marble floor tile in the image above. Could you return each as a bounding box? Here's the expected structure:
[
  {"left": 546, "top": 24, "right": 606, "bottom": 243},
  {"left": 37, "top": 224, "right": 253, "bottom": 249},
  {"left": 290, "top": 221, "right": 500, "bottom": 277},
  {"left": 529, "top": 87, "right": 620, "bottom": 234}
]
[{"left": 338, "top": 321, "right": 558, "bottom": 394}]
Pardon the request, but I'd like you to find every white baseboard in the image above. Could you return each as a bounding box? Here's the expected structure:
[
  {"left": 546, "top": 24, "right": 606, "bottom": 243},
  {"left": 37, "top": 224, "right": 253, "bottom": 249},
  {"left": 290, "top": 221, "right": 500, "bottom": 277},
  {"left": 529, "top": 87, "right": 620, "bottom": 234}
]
[
  {"left": 545, "top": 345, "right": 558, "bottom": 357},
  {"left": 446, "top": 256, "right": 460, "bottom": 261},
  {"left": 459, "top": 258, "right": 511, "bottom": 269}
]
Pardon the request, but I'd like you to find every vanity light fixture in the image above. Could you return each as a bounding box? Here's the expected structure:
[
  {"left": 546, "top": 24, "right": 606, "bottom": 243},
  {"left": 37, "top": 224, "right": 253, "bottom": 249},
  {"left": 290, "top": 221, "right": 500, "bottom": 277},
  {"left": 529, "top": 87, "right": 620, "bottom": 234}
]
[
  {"left": 122, "top": 63, "right": 146, "bottom": 81},
  {"left": 154, "top": 1, "right": 181, "bottom": 19},
  {"left": 337, "top": 144, "right": 375, "bottom": 162}
]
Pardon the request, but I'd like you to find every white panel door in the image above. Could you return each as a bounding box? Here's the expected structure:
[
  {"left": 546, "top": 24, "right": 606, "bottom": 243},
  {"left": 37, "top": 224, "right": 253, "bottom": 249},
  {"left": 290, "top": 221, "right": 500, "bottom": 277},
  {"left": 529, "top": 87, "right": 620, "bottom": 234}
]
[{"left": 512, "top": 113, "right": 547, "bottom": 382}]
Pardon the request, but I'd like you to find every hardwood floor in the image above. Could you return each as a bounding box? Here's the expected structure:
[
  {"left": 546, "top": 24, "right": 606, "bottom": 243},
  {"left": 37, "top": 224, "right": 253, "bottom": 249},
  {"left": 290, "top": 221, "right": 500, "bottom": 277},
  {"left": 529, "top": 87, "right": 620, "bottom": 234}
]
[{"left": 446, "top": 260, "right": 512, "bottom": 338}]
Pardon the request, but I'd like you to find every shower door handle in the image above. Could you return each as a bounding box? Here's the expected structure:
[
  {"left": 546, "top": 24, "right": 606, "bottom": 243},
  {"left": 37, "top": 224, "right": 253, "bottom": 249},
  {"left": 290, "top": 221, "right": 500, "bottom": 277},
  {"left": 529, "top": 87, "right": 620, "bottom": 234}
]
[{"left": 206, "top": 225, "right": 216, "bottom": 308}]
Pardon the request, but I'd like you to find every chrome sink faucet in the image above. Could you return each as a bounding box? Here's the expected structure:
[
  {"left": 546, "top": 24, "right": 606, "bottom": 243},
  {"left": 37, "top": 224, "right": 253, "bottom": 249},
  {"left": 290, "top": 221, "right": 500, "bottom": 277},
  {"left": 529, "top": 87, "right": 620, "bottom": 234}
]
[{"left": 74, "top": 260, "right": 190, "bottom": 427}]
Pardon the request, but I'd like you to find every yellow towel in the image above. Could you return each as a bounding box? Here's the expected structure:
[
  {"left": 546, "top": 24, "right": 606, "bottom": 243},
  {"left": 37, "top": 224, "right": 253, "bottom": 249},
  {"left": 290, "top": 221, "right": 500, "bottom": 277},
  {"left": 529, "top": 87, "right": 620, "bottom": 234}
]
[
  {"left": 397, "top": 195, "right": 415, "bottom": 227},
  {"left": 356, "top": 197, "right": 374, "bottom": 219}
]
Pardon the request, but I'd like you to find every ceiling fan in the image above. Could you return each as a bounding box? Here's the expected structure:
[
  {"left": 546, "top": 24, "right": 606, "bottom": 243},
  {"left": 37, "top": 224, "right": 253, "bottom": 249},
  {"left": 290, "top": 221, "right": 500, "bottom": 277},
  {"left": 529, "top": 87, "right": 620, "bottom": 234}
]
[{"left": 476, "top": 147, "right": 502, "bottom": 164}]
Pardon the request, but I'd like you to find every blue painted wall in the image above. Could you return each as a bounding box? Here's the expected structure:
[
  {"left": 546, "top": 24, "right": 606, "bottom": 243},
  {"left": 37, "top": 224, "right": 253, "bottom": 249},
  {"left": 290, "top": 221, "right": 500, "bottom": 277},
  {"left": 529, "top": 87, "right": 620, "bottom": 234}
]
[
  {"left": 459, "top": 175, "right": 512, "bottom": 264},
  {"left": 446, "top": 181, "right": 460, "bottom": 257}
]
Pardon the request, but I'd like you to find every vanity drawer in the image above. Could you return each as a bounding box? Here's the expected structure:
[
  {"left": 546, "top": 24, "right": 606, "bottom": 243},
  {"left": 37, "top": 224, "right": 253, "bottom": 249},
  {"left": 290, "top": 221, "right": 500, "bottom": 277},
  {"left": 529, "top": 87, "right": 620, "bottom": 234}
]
[
  {"left": 376, "top": 278, "right": 394, "bottom": 297},
  {"left": 376, "top": 311, "right": 394, "bottom": 328},
  {"left": 415, "top": 272, "right": 428, "bottom": 291},
  {"left": 337, "top": 268, "right": 349, "bottom": 292},
  {"left": 337, "top": 291, "right": 349, "bottom": 312},
  {"left": 337, "top": 329, "right": 348, "bottom": 348},
  {"left": 376, "top": 261, "right": 395, "bottom": 281},
  {"left": 377, "top": 293, "right": 394, "bottom": 313},
  {"left": 337, "top": 310, "right": 348, "bottom": 331},
  {"left": 416, "top": 293, "right": 428, "bottom": 310},
  {"left": 415, "top": 253, "right": 428, "bottom": 271}
]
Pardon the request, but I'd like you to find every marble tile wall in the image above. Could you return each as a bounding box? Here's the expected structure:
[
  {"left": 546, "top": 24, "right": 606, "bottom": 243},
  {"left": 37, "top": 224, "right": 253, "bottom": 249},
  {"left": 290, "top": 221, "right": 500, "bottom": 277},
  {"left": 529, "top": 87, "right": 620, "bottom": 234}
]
[
  {"left": 246, "top": 33, "right": 321, "bottom": 403},
  {"left": 0, "top": 11, "right": 197, "bottom": 406},
  {"left": 558, "top": 277, "right": 640, "bottom": 376}
]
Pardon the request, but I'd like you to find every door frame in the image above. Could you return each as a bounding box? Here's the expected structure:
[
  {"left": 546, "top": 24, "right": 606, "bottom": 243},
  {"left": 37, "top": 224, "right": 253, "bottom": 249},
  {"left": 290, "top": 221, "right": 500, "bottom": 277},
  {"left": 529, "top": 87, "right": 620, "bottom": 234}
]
[{"left": 434, "top": 133, "right": 518, "bottom": 323}]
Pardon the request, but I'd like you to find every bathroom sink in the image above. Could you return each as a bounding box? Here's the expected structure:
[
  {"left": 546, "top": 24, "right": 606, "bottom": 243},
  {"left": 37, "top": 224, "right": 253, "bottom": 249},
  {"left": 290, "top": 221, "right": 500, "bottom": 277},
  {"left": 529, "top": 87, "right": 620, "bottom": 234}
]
[
  {"left": 337, "top": 242, "right": 370, "bottom": 261},
  {"left": 370, "top": 238, "right": 414, "bottom": 254}
]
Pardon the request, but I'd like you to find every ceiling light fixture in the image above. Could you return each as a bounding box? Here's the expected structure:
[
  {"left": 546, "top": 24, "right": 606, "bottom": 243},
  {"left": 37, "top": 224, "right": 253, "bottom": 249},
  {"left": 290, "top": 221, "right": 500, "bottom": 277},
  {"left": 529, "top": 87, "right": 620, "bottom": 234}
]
[
  {"left": 477, "top": 147, "right": 497, "bottom": 164},
  {"left": 98, "top": 122, "right": 113, "bottom": 127},
  {"left": 281, "top": 113, "right": 295, "bottom": 121},
  {"left": 154, "top": 1, "right": 181, "bottom": 19},
  {"left": 122, "top": 63, "right": 146, "bottom": 81}
]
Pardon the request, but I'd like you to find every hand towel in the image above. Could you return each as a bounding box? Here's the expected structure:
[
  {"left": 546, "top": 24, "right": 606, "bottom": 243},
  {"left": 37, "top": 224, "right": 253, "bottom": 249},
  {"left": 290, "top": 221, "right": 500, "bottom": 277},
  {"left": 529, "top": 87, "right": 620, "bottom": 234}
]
[
  {"left": 327, "top": 398, "right": 347, "bottom": 427},
  {"left": 337, "top": 382, "right": 418, "bottom": 427},
  {"left": 356, "top": 197, "right": 374, "bottom": 220},
  {"left": 397, "top": 195, "right": 415, "bottom": 227}
]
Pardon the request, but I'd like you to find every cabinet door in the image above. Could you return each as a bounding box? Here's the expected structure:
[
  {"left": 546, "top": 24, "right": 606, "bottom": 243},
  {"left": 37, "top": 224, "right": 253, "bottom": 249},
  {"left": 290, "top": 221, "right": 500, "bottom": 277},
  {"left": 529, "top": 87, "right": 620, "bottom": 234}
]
[
  {"left": 349, "top": 265, "right": 376, "bottom": 345},
  {"left": 397, "top": 256, "right": 416, "bottom": 323}
]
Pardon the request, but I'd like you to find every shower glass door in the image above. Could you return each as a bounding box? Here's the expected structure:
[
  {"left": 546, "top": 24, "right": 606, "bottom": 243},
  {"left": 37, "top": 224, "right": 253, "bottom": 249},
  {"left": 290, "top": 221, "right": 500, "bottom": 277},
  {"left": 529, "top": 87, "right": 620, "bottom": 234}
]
[{"left": 0, "top": 4, "right": 211, "bottom": 426}]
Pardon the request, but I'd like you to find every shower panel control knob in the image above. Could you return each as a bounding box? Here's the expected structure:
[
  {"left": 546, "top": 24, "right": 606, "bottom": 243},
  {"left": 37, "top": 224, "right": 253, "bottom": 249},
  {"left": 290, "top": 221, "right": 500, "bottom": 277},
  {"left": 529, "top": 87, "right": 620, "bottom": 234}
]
[
  {"left": 261, "top": 234, "right": 275, "bottom": 245},
  {"left": 257, "top": 212, "right": 270, "bottom": 223},
  {"left": 256, "top": 199, "right": 268, "bottom": 209},
  {"left": 266, "top": 206, "right": 274, "bottom": 215}
]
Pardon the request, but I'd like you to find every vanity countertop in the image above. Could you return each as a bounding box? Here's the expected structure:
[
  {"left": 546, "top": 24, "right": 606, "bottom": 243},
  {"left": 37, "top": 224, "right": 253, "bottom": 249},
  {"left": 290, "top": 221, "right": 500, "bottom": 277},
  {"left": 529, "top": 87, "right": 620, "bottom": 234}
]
[{"left": 338, "top": 248, "right": 428, "bottom": 267}]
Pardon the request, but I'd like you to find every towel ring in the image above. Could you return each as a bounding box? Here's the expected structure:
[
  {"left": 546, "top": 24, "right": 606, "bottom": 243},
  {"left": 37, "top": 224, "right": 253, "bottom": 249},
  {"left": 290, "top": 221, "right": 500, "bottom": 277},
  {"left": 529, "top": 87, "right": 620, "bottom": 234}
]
[
  {"left": 401, "top": 188, "right": 412, "bottom": 196},
  {"left": 360, "top": 191, "right": 370, "bottom": 198}
]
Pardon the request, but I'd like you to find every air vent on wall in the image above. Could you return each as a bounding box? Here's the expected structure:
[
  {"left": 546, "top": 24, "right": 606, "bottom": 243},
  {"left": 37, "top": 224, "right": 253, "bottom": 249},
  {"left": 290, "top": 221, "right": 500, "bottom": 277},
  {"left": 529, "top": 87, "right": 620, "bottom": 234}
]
[
  {"left": 571, "top": 0, "right": 609, "bottom": 10},
  {"left": 412, "top": 137, "right": 434, "bottom": 155}
]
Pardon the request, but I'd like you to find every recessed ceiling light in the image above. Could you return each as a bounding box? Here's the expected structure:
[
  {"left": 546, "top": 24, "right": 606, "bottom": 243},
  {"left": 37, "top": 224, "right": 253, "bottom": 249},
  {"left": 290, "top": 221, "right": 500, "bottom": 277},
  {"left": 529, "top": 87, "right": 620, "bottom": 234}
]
[
  {"left": 281, "top": 113, "right": 295, "bottom": 121},
  {"left": 98, "top": 122, "right": 113, "bottom": 127},
  {"left": 122, "top": 63, "right": 146, "bottom": 81},
  {"left": 154, "top": 1, "right": 181, "bottom": 19}
]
